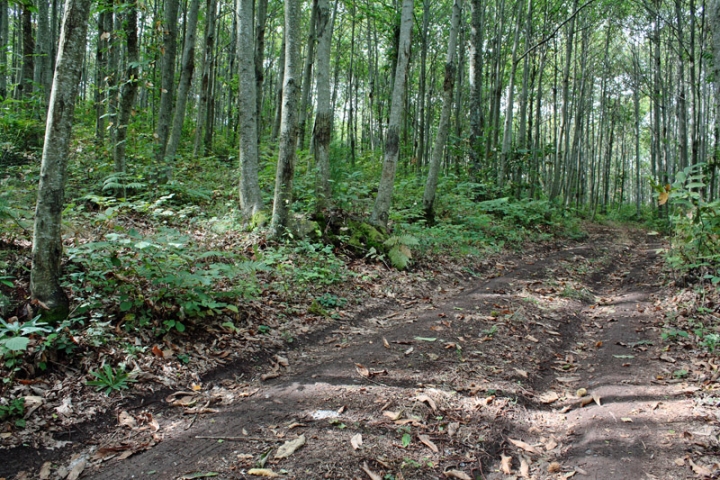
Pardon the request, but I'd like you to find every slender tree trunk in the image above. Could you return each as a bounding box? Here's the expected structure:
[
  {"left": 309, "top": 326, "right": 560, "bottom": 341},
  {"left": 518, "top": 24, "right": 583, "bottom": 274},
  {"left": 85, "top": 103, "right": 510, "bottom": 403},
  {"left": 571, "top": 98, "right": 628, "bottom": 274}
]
[
  {"left": 270, "top": 0, "right": 302, "bottom": 237},
  {"left": 237, "top": 0, "right": 264, "bottom": 217},
  {"left": 114, "top": 0, "right": 140, "bottom": 190},
  {"left": 500, "top": 0, "right": 525, "bottom": 189},
  {"left": 95, "top": 2, "right": 111, "bottom": 142},
  {"left": 34, "top": 0, "right": 52, "bottom": 103},
  {"left": 313, "top": 0, "right": 335, "bottom": 211},
  {"left": 415, "top": 0, "right": 430, "bottom": 170},
  {"left": 423, "top": 0, "right": 462, "bottom": 222},
  {"left": 155, "top": 0, "right": 180, "bottom": 162},
  {"left": 31, "top": 0, "right": 92, "bottom": 322},
  {"left": 297, "top": 0, "right": 318, "bottom": 150},
  {"left": 193, "top": 0, "right": 216, "bottom": 156},
  {"left": 19, "top": 2, "right": 34, "bottom": 99},
  {"left": 370, "top": 0, "right": 414, "bottom": 229},
  {"left": 675, "top": 0, "right": 689, "bottom": 170},
  {"left": 271, "top": 37, "right": 285, "bottom": 141},
  {"left": 0, "top": 0, "right": 7, "bottom": 99},
  {"left": 255, "top": 0, "right": 269, "bottom": 134},
  {"left": 468, "top": 0, "right": 484, "bottom": 178},
  {"left": 165, "top": 0, "right": 200, "bottom": 170}
]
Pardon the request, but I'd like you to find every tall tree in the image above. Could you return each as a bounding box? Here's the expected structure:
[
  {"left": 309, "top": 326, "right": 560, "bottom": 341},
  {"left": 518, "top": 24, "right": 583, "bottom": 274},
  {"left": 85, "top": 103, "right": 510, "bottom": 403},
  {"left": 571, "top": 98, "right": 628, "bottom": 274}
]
[
  {"left": 113, "top": 0, "right": 140, "bottom": 187},
  {"left": 0, "top": 0, "right": 7, "bottom": 99},
  {"left": 238, "top": 0, "right": 264, "bottom": 218},
  {"left": 370, "top": 0, "right": 414, "bottom": 229},
  {"left": 193, "top": 0, "right": 217, "bottom": 156},
  {"left": 312, "top": 0, "right": 335, "bottom": 211},
  {"left": 269, "top": 0, "right": 302, "bottom": 237},
  {"left": 164, "top": 0, "right": 201, "bottom": 170},
  {"left": 31, "top": 0, "right": 93, "bottom": 321},
  {"left": 19, "top": 1, "right": 34, "bottom": 99},
  {"left": 422, "top": 0, "right": 462, "bottom": 221},
  {"left": 155, "top": 0, "right": 180, "bottom": 162}
]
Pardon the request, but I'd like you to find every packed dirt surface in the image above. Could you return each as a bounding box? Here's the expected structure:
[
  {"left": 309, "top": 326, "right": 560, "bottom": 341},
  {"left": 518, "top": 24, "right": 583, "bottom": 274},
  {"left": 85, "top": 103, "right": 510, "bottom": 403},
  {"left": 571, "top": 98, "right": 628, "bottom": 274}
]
[{"left": 4, "top": 226, "right": 720, "bottom": 480}]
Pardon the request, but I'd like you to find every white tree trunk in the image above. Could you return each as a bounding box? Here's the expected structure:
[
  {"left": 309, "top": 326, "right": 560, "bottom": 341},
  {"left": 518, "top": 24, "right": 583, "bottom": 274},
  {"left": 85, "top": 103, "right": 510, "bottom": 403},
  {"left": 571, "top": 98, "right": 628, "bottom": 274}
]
[
  {"left": 270, "top": 0, "right": 302, "bottom": 237},
  {"left": 238, "top": 0, "right": 264, "bottom": 217},
  {"left": 422, "top": 0, "right": 462, "bottom": 221},
  {"left": 370, "top": 0, "right": 414, "bottom": 229},
  {"left": 31, "top": 0, "right": 92, "bottom": 322}
]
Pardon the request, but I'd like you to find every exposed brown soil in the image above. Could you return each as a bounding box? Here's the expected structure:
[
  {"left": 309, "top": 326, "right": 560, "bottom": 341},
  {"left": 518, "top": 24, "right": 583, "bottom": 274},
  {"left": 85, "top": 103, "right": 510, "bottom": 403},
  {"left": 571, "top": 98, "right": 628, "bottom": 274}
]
[{"left": 4, "top": 225, "right": 720, "bottom": 480}]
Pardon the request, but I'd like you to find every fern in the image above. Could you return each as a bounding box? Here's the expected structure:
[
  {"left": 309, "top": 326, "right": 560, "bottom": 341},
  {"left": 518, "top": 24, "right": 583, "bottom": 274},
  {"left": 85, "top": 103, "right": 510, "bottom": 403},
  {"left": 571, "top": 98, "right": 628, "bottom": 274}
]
[{"left": 384, "top": 234, "right": 419, "bottom": 270}]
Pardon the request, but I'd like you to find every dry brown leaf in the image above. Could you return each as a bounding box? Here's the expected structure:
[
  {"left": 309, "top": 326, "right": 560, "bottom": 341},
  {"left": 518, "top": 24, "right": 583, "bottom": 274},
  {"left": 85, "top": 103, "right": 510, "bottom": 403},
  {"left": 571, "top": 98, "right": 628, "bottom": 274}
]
[
  {"left": 538, "top": 391, "right": 559, "bottom": 404},
  {"left": 520, "top": 458, "right": 530, "bottom": 478},
  {"left": 361, "top": 462, "right": 382, "bottom": 480},
  {"left": 274, "top": 435, "right": 305, "bottom": 459},
  {"left": 247, "top": 468, "right": 279, "bottom": 477},
  {"left": 556, "top": 376, "right": 581, "bottom": 383},
  {"left": 383, "top": 337, "right": 390, "bottom": 348},
  {"left": 689, "top": 459, "right": 713, "bottom": 476},
  {"left": 545, "top": 438, "right": 558, "bottom": 451},
  {"left": 501, "top": 454, "right": 513, "bottom": 474},
  {"left": 673, "top": 458, "right": 685, "bottom": 466},
  {"left": 514, "top": 368, "right": 529, "bottom": 379},
  {"left": 418, "top": 434, "right": 439, "bottom": 453},
  {"left": 660, "top": 354, "right": 676, "bottom": 363},
  {"left": 576, "top": 388, "right": 587, "bottom": 397},
  {"left": 65, "top": 458, "right": 87, "bottom": 480},
  {"left": 275, "top": 355, "right": 289, "bottom": 367},
  {"left": 593, "top": 393, "right": 602, "bottom": 406},
  {"left": 383, "top": 410, "right": 402, "bottom": 421},
  {"left": 548, "top": 461, "right": 562, "bottom": 473},
  {"left": 118, "top": 411, "right": 137, "bottom": 429},
  {"left": 448, "top": 422, "right": 459, "bottom": 437},
  {"left": 351, "top": 433, "right": 363, "bottom": 450},
  {"left": 621, "top": 417, "right": 633, "bottom": 423},
  {"left": 527, "top": 335, "right": 539, "bottom": 343},
  {"left": 404, "top": 346, "right": 414, "bottom": 356},
  {"left": 443, "top": 470, "right": 472, "bottom": 480},
  {"left": 508, "top": 438, "right": 540, "bottom": 455},
  {"left": 356, "top": 364, "right": 370, "bottom": 378},
  {"left": 38, "top": 461, "right": 52, "bottom": 480},
  {"left": 151, "top": 345, "right": 164, "bottom": 358},
  {"left": 579, "top": 396, "right": 593, "bottom": 407},
  {"left": 416, "top": 394, "right": 437, "bottom": 412}
]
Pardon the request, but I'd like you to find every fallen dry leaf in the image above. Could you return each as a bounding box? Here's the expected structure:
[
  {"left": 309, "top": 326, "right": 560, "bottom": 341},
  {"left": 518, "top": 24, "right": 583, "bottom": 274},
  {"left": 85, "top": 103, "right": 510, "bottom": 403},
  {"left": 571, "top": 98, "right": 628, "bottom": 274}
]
[
  {"left": 514, "top": 368, "right": 529, "bottom": 379},
  {"left": 418, "top": 434, "right": 439, "bottom": 453},
  {"left": 689, "top": 459, "right": 713, "bottom": 476},
  {"left": 275, "top": 355, "right": 289, "bottom": 367},
  {"left": 65, "top": 457, "right": 87, "bottom": 480},
  {"left": 383, "top": 337, "right": 390, "bottom": 348},
  {"left": 356, "top": 364, "right": 370, "bottom": 378},
  {"left": 660, "top": 354, "right": 676, "bottom": 363},
  {"left": 545, "top": 438, "right": 558, "bottom": 451},
  {"left": 247, "top": 468, "right": 279, "bottom": 477},
  {"left": 404, "top": 346, "right": 414, "bottom": 356},
  {"left": 621, "top": 417, "right": 633, "bottom": 423},
  {"left": 501, "top": 454, "right": 513, "bottom": 474},
  {"left": 538, "top": 391, "right": 560, "bottom": 404},
  {"left": 593, "top": 393, "right": 602, "bottom": 406},
  {"left": 274, "top": 435, "right": 305, "bottom": 459},
  {"left": 383, "top": 410, "right": 402, "bottom": 421},
  {"left": 508, "top": 438, "right": 540, "bottom": 455},
  {"left": 118, "top": 411, "right": 137, "bottom": 429},
  {"left": 448, "top": 422, "right": 459, "bottom": 437},
  {"left": 416, "top": 394, "right": 437, "bottom": 412},
  {"left": 576, "top": 388, "right": 587, "bottom": 397},
  {"left": 527, "top": 335, "right": 539, "bottom": 343},
  {"left": 444, "top": 470, "right": 472, "bottom": 479},
  {"left": 556, "top": 376, "right": 581, "bottom": 383},
  {"left": 361, "top": 462, "right": 382, "bottom": 480},
  {"left": 548, "top": 461, "right": 562, "bottom": 473},
  {"left": 351, "top": 433, "right": 363, "bottom": 450},
  {"left": 520, "top": 457, "right": 530, "bottom": 478},
  {"left": 579, "top": 396, "right": 593, "bottom": 407},
  {"left": 38, "top": 462, "right": 52, "bottom": 480}
]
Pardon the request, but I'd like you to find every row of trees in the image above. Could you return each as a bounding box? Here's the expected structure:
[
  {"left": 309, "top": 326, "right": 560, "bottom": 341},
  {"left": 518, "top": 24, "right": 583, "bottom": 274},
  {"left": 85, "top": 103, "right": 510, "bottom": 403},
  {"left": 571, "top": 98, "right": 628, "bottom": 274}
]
[{"left": 2, "top": 0, "right": 720, "bottom": 318}]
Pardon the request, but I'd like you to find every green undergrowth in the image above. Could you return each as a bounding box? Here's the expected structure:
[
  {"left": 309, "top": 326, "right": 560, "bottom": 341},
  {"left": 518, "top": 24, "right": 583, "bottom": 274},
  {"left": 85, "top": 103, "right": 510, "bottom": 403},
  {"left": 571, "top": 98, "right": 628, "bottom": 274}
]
[{"left": 0, "top": 131, "right": 587, "bottom": 403}]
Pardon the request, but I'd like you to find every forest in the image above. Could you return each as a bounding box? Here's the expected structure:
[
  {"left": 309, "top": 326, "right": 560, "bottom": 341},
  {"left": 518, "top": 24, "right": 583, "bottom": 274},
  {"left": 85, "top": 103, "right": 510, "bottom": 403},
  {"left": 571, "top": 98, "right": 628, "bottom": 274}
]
[{"left": 1, "top": 0, "right": 720, "bottom": 478}]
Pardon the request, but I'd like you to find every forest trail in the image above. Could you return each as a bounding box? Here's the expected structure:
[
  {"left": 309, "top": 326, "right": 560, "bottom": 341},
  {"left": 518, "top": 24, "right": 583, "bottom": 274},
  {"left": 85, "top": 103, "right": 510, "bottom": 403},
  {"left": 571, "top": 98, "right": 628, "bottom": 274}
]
[{"left": 8, "top": 226, "right": 719, "bottom": 480}]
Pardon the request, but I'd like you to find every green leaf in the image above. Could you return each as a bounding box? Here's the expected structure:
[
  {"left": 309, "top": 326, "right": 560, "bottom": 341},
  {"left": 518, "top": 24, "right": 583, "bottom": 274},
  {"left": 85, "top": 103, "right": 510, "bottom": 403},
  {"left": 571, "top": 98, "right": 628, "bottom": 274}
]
[
  {"left": 174, "top": 321, "right": 186, "bottom": 333},
  {"left": 401, "top": 433, "right": 412, "bottom": 447},
  {"left": 225, "top": 305, "right": 239, "bottom": 313},
  {"left": 2, "top": 337, "right": 30, "bottom": 351},
  {"left": 119, "top": 301, "right": 133, "bottom": 312}
]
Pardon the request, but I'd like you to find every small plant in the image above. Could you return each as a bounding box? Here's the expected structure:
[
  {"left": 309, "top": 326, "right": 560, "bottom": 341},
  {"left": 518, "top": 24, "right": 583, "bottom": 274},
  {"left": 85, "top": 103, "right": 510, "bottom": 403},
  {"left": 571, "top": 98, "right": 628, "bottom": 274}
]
[
  {"left": 0, "top": 397, "right": 26, "bottom": 427},
  {"left": 673, "top": 369, "right": 689, "bottom": 379},
  {"left": 316, "top": 293, "right": 347, "bottom": 309},
  {"left": 86, "top": 365, "right": 136, "bottom": 395},
  {"left": 702, "top": 333, "right": 720, "bottom": 353},
  {"left": 0, "top": 315, "right": 52, "bottom": 354},
  {"left": 661, "top": 328, "right": 689, "bottom": 342},
  {"left": 384, "top": 234, "right": 419, "bottom": 270}
]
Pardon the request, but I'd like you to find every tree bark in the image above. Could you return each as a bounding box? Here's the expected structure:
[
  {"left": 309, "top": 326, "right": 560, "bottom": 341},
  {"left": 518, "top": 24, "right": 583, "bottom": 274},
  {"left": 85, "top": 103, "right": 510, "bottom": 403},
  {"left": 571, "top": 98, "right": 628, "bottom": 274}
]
[
  {"left": 468, "top": 0, "right": 485, "bottom": 178},
  {"left": 19, "top": 2, "right": 34, "bottom": 99},
  {"left": 193, "top": 0, "right": 216, "bottom": 156},
  {"left": 237, "top": 0, "right": 264, "bottom": 218},
  {"left": 155, "top": 0, "right": 180, "bottom": 162},
  {"left": 34, "top": 0, "right": 52, "bottom": 103},
  {"left": 313, "top": 0, "right": 335, "bottom": 211},
  {"left": 165, "top": 0, "right": 200, "bottom": 170},
  {"left": 255, "top": 0, "right": 269, "bottom": 134},
  {"left": 31, "top": 0, "right": 92, "bottom": 322},
  {"left": 297, "top": 0, "right": 318, "bottom": 150},
  {"left": 269, "top": 0, "right": 302, "bottom": 237},
  {"left": 423, "top": 0, "right": 462, "bottom": 222},
  {"left": 0, "top": 0, "right": 6, "bottom": 99},
  {"left": 370, "top": 0, "right": 413, "bottom": 230},
  {"left": 113, "top": 0, "right": 140, "bottom": 189}
]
